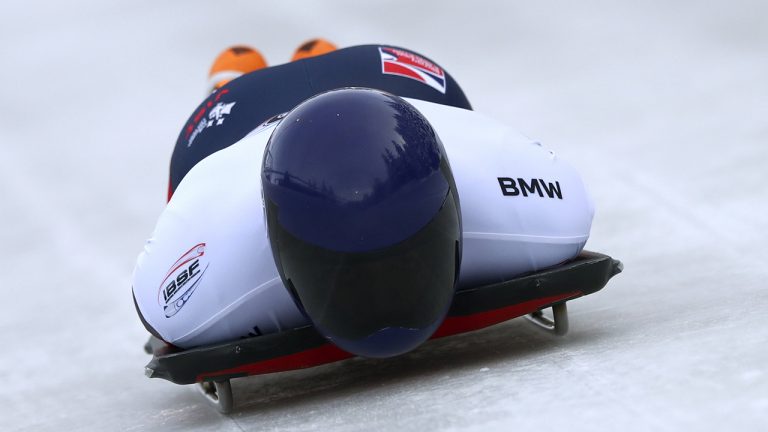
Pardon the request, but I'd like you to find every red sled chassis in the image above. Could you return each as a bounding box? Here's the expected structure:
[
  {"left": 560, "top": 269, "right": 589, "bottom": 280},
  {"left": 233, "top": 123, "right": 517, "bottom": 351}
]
[{"left": 143, "top": 251, "right": 622, "bottom": 414}]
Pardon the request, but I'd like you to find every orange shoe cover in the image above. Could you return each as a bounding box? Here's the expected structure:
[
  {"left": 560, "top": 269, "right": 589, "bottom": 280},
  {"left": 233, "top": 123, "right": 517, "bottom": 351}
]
[
  {"left": 291, "top": 38, "right": 337, "bottom": 61},
  {"left": 208, "top": 45, "right": 268, "bottom": 91}
]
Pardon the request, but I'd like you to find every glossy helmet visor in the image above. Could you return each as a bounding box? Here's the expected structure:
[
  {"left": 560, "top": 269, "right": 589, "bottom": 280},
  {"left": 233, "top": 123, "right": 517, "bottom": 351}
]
[{"left": 262, "top": 88, "right": 462, "bottom": 358}]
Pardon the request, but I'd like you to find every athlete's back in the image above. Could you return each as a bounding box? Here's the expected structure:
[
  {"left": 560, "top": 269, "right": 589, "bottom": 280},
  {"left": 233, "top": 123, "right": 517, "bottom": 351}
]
[{"left": 170, "top": 45, "right": 472, "bottom": 197}]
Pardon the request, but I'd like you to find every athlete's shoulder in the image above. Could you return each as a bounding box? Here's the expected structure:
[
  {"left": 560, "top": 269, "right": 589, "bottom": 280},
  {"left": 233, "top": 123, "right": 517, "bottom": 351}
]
[
  {"left": 132, "top": 121, "right": 288, "bottom": 346},
  {"left": 405, "top": 98, "right": 533, "bottom": 149},
  {"left": 170, "top": 121, "right": 275, "bottom": 204}
]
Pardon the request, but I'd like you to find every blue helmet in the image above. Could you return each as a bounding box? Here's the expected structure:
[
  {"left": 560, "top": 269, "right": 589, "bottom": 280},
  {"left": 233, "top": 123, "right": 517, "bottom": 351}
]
[{"left": 262, "top": 88, "right": 462, "bottom": 358}]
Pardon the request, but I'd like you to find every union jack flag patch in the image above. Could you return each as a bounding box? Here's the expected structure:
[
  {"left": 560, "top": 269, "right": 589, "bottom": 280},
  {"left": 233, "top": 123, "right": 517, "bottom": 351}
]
[{"left": 379, "top": 47, "right": 447, "bottom": 94}]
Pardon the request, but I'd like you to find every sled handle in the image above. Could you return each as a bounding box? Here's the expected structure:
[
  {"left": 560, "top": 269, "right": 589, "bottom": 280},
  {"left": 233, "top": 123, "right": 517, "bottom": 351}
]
[
  {"left": 197, "top": 380, "right": 234, "bottom": 414},
  {"left": 526, "top": 302, "right": 569, "bottom": 336}
]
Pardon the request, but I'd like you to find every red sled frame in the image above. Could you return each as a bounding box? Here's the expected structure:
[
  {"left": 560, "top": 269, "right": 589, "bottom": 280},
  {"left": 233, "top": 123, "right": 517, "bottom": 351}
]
[{"left": 143, "top": 250, "right": 622, "bottom": 414}]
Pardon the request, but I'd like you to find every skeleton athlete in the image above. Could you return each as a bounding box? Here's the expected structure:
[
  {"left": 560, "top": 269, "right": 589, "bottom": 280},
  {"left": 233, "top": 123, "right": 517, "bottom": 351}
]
[{"left": 132, "top": 41, "right": 593, "bottom": 357}]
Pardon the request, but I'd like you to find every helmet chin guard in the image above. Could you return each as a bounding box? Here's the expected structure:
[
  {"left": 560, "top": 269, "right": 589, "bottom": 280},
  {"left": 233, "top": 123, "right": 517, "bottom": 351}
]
[{"left": 262, "top": 88, "right": 462, "bottom": 358}]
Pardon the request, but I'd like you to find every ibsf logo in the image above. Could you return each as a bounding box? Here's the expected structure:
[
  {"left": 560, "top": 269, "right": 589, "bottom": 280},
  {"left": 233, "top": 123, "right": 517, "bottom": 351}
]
[
  {"left": 157, "top": 243, "right": 209, "bottom": 318},
  {"left": 379, "top": 47, "right": 447, "bottom": 94}
]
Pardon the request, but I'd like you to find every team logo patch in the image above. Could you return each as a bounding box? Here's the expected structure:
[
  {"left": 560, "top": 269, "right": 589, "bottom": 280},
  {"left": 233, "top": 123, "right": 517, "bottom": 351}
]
[
  {"left": 157, "top": 243, "right": 209, "bottom": 318},
  {"left": 183, "top": 89, "right": 237, "bottom": 147},
  {"left": 379, "top": 47, "right": 447, "bottom": 94}
]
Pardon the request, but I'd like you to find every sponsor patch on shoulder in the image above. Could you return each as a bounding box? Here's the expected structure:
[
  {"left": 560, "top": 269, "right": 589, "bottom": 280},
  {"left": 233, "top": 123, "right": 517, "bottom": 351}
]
[
  {"left": 379, "top": 47, "right": 447, "bottom": 94},
  {"left": 183, "top": 89, "right": 237, "bottom": 148},
  {"left": 157, "top": 243, "right": 209, "bottom": 318}
]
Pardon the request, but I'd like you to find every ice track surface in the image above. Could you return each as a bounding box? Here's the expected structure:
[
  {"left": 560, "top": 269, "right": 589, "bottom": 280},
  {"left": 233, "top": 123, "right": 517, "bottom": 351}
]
[{"left": 1, "top": 1, "right": 766, "bottom": 430}]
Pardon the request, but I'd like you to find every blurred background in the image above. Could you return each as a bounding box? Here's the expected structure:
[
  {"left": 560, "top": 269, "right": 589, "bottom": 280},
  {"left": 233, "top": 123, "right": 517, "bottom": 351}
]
[{"left": 1, "top": 1, "right": 766, "bottom": 430}]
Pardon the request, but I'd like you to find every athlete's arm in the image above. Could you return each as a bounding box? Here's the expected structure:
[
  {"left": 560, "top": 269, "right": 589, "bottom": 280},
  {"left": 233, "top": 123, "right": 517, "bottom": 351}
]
[
  {"left": 407, "top": 99, "right": 594, "bottom": 287},
  {"left": 132, "top": 125, "right": 307, "bottom": 348}
]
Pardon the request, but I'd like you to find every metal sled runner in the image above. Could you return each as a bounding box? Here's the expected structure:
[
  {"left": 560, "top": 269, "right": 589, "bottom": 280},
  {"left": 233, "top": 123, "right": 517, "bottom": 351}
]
[{"left": 143, "top": 251, "right": 622, "bottom": 414}]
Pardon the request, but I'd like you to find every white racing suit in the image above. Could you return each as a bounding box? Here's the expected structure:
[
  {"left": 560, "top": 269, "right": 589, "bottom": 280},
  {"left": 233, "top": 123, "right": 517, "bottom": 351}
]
[{"left": 132, "top": 99, "right": 593, "bottom": 348}]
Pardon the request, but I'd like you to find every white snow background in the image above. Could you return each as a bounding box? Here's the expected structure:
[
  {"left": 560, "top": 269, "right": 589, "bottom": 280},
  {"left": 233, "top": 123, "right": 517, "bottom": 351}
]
[{"left": 1, "top": 1, "right": 766, "bottom": 430}]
